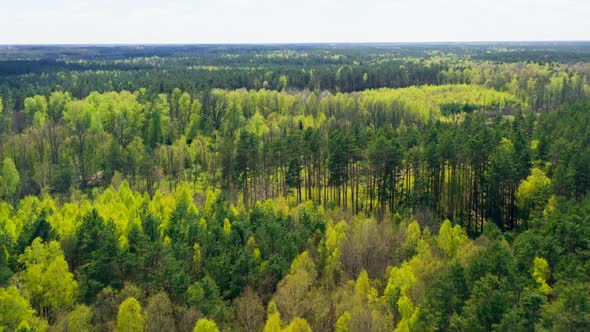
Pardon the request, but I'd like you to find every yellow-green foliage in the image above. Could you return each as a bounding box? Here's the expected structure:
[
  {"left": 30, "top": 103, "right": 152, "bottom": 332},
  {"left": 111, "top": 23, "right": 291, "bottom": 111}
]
[
  {"left": 263, "top": 301, "right": 282, "bottom": 332},
  {"left": 246, "top": 235, "right": 261, "bottom": 260},
  {"left": 262, "top": 300, "right": 313, "bottom": 332},
  {"left": 47, "top": 200, "right": 91, "bottom": 238},
  {"left": 116, "top": 297, "right": 145, "bottom": 332},
  {"left": 1, "top": 157, "right": 20, "bottom": 200},
  {"left": 193, "top": 242, "right": 203, "bottom": 275},
  {"left": 246, "top": 111, "right": 270, "bottom": 137},
  {"left": 436, "top": 219, "right": 468, "bottom": 258},
  {"left": 394, "top": 295, "right": 420, "bottom": 332},
  {"left": 331, "top": 266, "right": 392, "bottom": 331},
  {"left": 149, "top": 190, "right": 174, "bottom": 224},
  {"left": 223, "top": 218, "right": 232, "bottom": 235},
  {"left": 282, "top": 317, "right": 312, "bottom": 332},
  {"left": 404, "top": 220, "right": 422, "bottom": 251},
  {"left": 65, "top": 305, "right": 93, "bottom": 332},
  {"left": 0, "top": 286, "right": 47, "bottom": 331},
  {"left": 262, "top": 196, "right": 290, "bottom": 218},
  {"left": 202, "top": 188, "right": 219, "bottom": 217},
  {"left": 95, "top": 181, "right": 144, "bottom": 246},
  {"left": 322, "top": 220, "right": 349, "bottom": 284},
  {"left": 176, "top": 85, "right": 516, "bottom": 144},
  {"left": 384, "top": 221, "right": 446, "bottom": 330},
  {"left": 18, "top": 238, "right": 78, "bottom": 320},
  {"left": 335, "top": 311, "right": 352, "bottom": 332},
  {"left": 273, "top": 252, "right": 317, "bottom": 322},
  {"left": 0, "top": 202, "right": 16, "bottom": 241},
  {"left": 532, "top": 257, "right": 552, "bottom": 295},
  {"left": 290, "top": 200, "right": 324, "bottom": 225},
  {"left": 355, "top": 270, "right": 378, "bottom": 304},
  {"left": 289, "top": 251, "right": 317, "bottom": 279},
  {"left": 9, "top": 196, "right": 44, "bottom": 241},
  {"left": 516, "top": 168, "right": 551, "bottom": 213},
  {"left": 358, "top": 84, "right": 518, "bottom": 122},
  {"left": 193, "top": 318, "right": 220, "bottom": 332},
  {"left": 385, "top": 262, "right": 418, "bottom": 301}
]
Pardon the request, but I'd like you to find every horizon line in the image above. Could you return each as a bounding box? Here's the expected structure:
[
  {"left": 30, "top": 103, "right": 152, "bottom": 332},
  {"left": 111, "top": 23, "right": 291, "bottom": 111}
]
[{"left": 2, "top": 40, "right": 590, "bottom": 47}]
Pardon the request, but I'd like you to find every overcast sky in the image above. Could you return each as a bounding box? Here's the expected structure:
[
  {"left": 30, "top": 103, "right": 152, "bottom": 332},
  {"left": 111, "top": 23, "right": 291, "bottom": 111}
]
[{"left": 0, "top": 0, "right": 588, "bottom": 44}]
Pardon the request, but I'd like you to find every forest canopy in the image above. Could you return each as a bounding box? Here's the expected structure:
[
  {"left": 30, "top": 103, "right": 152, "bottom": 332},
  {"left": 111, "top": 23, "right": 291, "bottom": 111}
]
[{"left": 0, "top": 43, "right": 589, "bottom": 331}]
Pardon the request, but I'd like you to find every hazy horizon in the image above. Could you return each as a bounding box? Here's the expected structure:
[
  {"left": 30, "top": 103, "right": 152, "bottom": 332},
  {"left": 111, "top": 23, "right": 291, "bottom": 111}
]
[{"left": 2, "top": 41, "right": 590, "bottom": 47}]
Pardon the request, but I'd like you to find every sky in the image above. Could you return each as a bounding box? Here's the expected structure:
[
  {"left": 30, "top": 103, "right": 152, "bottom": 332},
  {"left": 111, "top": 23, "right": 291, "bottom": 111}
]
[{"left": 0, "top": 0, "right": 588, "bottom": 44}]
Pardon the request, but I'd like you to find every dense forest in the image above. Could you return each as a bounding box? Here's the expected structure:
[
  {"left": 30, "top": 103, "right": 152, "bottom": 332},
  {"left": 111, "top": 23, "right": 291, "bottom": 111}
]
[{"left": 0, "top": 43, "right": 589, "bottom": 332}]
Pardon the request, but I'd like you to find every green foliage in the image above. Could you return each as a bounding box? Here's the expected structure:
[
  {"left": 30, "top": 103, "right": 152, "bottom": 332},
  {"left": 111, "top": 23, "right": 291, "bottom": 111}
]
[
  {"left": 420, "top": 262, "right": 469, "bottom": 331},
  {"left": 0, "top": 45, "right": 589, "bottom": 331},
  {"left": 145, "top": 292, "right": 175, "bottom": 332},
  {"left": 541, "top": 282, "right": 590, "bottom": 331},
  {"left": 76, "top": 210, "right": 120, "bottom": 303},
  {"left": 186, "top": 276, "right": 229, "bottom": 323},
  {"left": 458, "top": 274, "right": 515, "bottom": 331}
]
